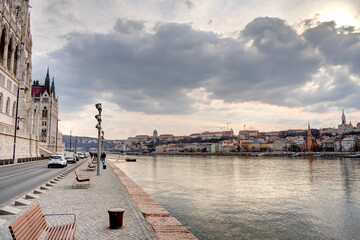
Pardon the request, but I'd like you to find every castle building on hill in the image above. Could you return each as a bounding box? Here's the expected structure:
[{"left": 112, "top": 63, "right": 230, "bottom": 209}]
[
  {"left": 302, "top": 122, "right": 320, "bottom": 152},
  {"left": 320, "top": 109, "right": 360, "bottom": 136}
]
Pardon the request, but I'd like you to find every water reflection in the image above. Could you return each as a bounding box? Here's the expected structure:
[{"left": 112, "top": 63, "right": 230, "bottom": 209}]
[{"left": 113, "top": 155, "right": 360, "bottom": 240}]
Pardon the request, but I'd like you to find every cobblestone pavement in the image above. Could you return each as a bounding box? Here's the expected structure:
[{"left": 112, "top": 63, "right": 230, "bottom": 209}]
[{"left": 0, "top": 159, "right": 157, "bottom": 240}]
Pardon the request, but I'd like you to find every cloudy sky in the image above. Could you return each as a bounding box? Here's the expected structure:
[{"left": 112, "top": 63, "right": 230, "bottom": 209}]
[{"left": 29, "top": 0, "right": 360, "bottom": 139}]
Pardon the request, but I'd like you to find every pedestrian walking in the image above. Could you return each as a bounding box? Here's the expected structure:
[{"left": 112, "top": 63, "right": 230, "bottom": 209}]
[
  {"left": 101, "top": 152, "right": 107, "bottom": 169},
  {"left": 101, "top": 152, "right": 106, "bottom": 164}
]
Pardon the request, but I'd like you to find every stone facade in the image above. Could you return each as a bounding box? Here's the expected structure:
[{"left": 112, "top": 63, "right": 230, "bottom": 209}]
[
  {"left": 0, "top": 0, "right": 40, "bottom": 160},
  {"left": 31, "top": 69, "right": 63, "bottom": 154}
]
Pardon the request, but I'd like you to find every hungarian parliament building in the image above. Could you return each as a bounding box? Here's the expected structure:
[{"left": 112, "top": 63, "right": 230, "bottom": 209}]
[{"left": 0, "top": 0, "right": 62, "bottom": 161}]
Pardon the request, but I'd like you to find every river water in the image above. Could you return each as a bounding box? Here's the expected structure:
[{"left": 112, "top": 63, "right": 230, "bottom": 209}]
[{"left": 111, "top": 155, "right": 360, "bottom": 240}]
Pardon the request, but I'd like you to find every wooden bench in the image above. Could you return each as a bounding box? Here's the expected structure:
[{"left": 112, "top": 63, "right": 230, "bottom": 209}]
[
  {"left": 9, "top": 203, "right": 76, "bottom": 240},
  {"left": 87, "top": 161, "right": 96, "bottom": 171},
  {"left": 72, "top": 170, "right": 91, "bottom": 188}
]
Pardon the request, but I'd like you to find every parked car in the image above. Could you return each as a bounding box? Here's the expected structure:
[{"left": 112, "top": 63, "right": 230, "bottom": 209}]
[
  {"left": 77, "top": 152, "right": 85, "bottom": 159},
  {"left": 64, "top": 151, "right": 76, "bottom": 163},
  {"left": 74, "top": 153, "right": 79, "bottom": 161},
  {"left": 48, "top": 154, "right": 67, "bottom": 168}
]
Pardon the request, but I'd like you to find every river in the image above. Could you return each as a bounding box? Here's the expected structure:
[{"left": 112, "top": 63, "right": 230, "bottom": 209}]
[{"left": 111, "top": 155, "right": 360, "bottom": 240}]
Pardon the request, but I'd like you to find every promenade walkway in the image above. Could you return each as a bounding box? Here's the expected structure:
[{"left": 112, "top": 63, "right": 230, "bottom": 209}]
[{"left": 0, "top": 158, "right": 157, "bottom": 239}]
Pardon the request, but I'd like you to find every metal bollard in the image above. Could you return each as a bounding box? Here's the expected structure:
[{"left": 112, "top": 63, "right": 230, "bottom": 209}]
[{"left": 108, "top": 208, "right": 124, "bottom": 229}]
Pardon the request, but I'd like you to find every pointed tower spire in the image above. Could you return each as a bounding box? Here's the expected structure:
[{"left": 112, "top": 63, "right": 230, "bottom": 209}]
[
  {"left": 45, "top": 67, "right": 50, "bottom": 83},
  {"left": 307, "top": 121, "right": 313, "bottom": 139},
  {"left": 51, "top": 77, "right": 55, "bottom": 94},
  {"left": 341, "top": 109, "right": 346, "bottom": 125},
  {"left": 44, "top": 67, "right": 50, "bottom": 94}
]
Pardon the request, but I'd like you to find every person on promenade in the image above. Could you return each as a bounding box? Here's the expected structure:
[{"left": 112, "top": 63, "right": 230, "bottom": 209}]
[
  {"left": 90, "top": 152, "right": 93, "bottom": 159},
  {"left": 93, "top": 152, "right": 97, "bottom": 164},
  {"left": 101, "top": 152, "right": 106, "bottom": 164}
]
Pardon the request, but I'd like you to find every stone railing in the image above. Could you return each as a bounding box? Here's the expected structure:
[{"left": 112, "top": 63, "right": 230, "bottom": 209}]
[{"left": 0, "top": 156, "right": 50, "bottom": 166}]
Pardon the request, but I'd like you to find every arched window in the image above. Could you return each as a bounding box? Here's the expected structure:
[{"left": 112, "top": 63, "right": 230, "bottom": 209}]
[
  {"left": 41, "top": 129, "right": 47, "bottom": 137},
  {"left": 13, "top": 44, "right": 19, "bottom": 76},
  {"left": 26, "top": 62, "right": 30, "bottom": 85},
  {"left": 7, "top": 37, "right": 13, "bottom": 70},
  {"left": 5, "top": 97, "right": 10, "bottom": 114},
  {"left": 12, "top": 101, "right": 16, "bottom": 116},
  {"left": 0, "top": 27, "right": 6, "bottom": 65},
  {"left": 42, "top": 107, "right": 48, "bottom": 118},
  {"left": 0, "top": 93, "right": 3, "bottom": 112}
]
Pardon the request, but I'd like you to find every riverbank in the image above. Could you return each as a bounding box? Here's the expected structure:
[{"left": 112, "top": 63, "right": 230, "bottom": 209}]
[
  {"left": 108, "top": 159, "right": 198, "bottom": 239},
  {"left": 120, "top": 151, "right": 358, "bottom": 159}
]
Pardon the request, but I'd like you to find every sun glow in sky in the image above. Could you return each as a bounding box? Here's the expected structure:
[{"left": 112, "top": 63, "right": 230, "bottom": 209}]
[{"left": 320, "top": 7, "right": 359, "bottom": 27}]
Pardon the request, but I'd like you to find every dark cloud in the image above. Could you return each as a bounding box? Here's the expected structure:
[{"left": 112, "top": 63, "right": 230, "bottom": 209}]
[
  {"left": 49, "top": 17, "right": 360, "bottom": 115},
  {"left": 114, "top": 19, "right": 145, "bottom": 35},
  {"left": 303, "top": 21, "right": 360, "bottom": 75}
]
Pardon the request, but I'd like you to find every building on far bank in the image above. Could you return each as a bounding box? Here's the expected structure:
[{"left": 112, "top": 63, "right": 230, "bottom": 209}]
[
  {"left": 238, "top": 130, "right": 259, "bottom": 140},
  {"left": 320, "top": 110, "right": 360, "bottom": 136},
  {"left": 302, "top": 122, "right": 320, "bottom": 152}
]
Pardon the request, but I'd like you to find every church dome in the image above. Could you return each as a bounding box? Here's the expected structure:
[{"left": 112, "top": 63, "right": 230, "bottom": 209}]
[{"left": 153, "top": 129, "right": 158, "bottom": 137}]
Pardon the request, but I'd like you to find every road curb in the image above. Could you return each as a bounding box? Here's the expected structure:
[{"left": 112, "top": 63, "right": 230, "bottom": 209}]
[
  {"left": 14, "top": 198, "right": 31, "bottom": 206},
  {"left": 0, "top": 206, "right": 21, "bottom": 215}
]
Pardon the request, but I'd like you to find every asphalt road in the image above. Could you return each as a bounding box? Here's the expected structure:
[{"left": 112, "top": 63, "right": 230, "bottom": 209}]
[{"left": 0, "top": 160, "right": 82, "bottom": 208}]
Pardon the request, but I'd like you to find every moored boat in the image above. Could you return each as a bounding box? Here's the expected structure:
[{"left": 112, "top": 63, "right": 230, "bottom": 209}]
[{"left": 126, "top": 158, "right": 137, "bottom": 162}]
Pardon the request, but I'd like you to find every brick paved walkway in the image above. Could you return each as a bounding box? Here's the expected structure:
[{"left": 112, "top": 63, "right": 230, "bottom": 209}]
[{"left": 0, "top": 159, "right": 157, "bottom": 240}]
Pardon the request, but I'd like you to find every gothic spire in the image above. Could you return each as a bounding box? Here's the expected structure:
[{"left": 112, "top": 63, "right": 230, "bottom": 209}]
[
  {"left": 45, "top": 67, "right": 50, "bottom": 83},
  {"left": 341, "top": 109, "right": 346, "bottom": 125},
  {"left": 307, "top": 121, "right": 314, "bottom": 139},
  {"left": 43, "top": 67, "right": 51, "bottom": 94},
  {"left": 51, "top": 77, "right": 55, "bottom": 93}
]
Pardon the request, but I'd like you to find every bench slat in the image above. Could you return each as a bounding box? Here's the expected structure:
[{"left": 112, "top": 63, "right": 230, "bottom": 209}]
[
  {"left": 46, "top": 224, "right": 75, "bottom": 240},
  {"left": 65, "top": 224, "right": 76, "bottom": 240},
  {"left": 59, "top": 224, "right": 73, "bottom": 240},
  {"left": 53, "top": 225, "right": 67, "bottom": 240},
  {"left": 49, "top": 225, "right": 61, "bottom": 240},
  {"left": 23, "top": 210, "right": 47, "bottom": 240}
]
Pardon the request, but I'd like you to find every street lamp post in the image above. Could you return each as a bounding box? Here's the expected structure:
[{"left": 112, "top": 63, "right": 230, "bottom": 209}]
[
  {"left": 75, "top": 136, "right": 77, "bottom": 152},
  {"left": 70, "top": 130, "right": 73, "bottom": 151},
  {"left": 95, "top": 103, "right": 102, "bottom": 176},
  {"left": 55, "top": 119, "right": 60, "bottom": 152},
  {"left": 13, "top": 87, "right": 25, "bottom": 164},
  {"left": 101, "top": 130, "right": 104, "bottom": 153}
]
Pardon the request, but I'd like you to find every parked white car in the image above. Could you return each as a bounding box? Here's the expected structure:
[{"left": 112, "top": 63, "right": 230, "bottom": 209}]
[
  {"left": 77, "top": 152, "right": 85, "bottom": 159},
  {"left": 48, "top": 153, "right": 67, "bottom": 168}
]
